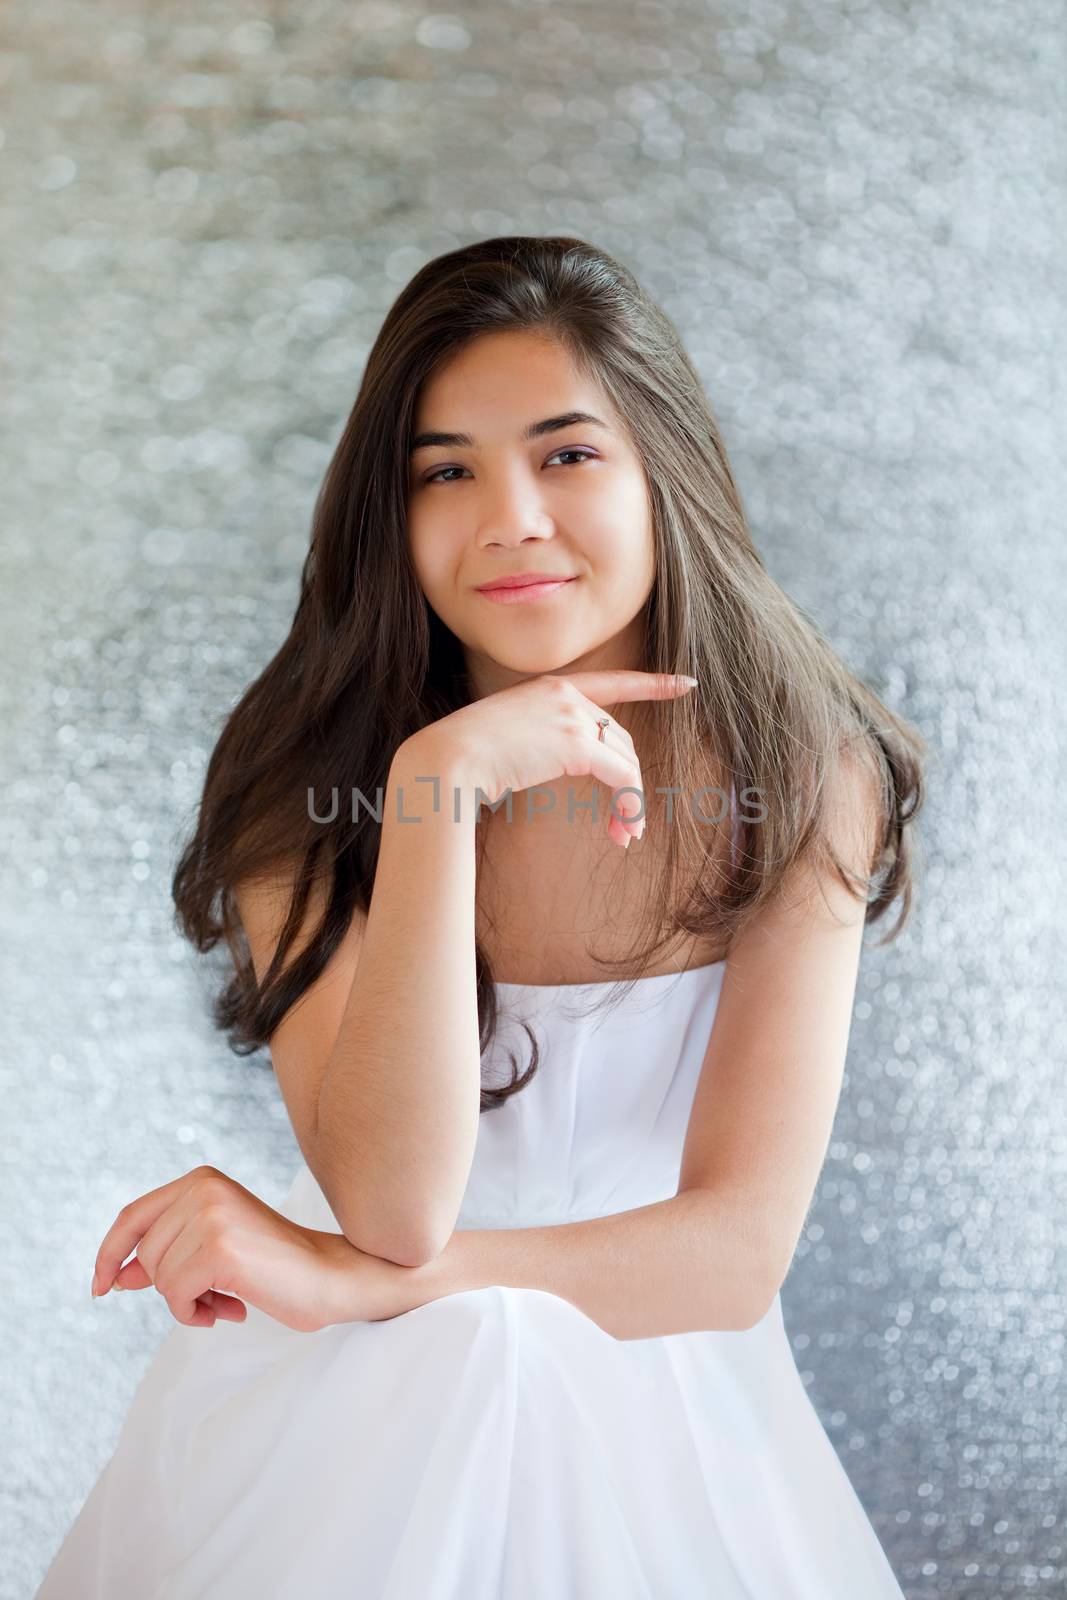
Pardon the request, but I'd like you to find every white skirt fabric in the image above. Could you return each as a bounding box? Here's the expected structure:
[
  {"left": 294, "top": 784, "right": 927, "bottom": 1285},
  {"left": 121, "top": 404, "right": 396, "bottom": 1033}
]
[{"left": 36, "top": 965, "right": 907, "bottom": 1598}]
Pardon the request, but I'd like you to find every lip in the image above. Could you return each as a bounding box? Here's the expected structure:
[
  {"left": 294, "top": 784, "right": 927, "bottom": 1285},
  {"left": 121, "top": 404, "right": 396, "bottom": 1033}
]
[
  {"left": 475, "top": 572, "right": 578, "bottom": 592},
  {"left": 475, "top": 575, "right": 579, "bottom": 606}
]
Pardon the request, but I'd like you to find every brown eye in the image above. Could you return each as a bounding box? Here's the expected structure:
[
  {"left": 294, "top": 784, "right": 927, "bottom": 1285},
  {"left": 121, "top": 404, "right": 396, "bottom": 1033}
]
[{"left": 423, "top": 448, "right": 597, "bottom": 485}]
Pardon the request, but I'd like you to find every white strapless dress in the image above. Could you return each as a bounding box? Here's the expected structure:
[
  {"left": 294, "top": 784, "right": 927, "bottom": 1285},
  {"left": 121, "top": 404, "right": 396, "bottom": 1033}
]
[{"left": 35, "top": 962, "right": 906, "bottom": 1598}]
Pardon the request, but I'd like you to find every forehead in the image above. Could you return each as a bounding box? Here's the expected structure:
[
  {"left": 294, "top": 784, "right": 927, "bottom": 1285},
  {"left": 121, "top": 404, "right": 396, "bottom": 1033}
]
[{"left": 412, "top": 329, "right": 606, "bottom": 423}]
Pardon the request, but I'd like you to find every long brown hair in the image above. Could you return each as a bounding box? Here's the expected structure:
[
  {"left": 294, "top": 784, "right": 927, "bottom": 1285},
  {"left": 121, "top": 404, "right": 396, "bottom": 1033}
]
[{"left": 171, "top": 234, "right": 929, "bottom": 1110}]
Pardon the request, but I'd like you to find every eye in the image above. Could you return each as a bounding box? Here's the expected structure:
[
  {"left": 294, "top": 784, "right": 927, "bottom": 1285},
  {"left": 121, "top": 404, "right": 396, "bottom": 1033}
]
[{"left": 421, "top": 448, "right": 598, "bottom": 486}]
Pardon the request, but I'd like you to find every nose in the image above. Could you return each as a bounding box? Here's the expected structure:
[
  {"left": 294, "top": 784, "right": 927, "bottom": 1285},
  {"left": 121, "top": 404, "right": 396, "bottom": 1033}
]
[
  {"left": 474, "top": 472, "right": 557, "bottom": 550},
  {"left": 476, "top": 510, "right": 556, "bottom": 551},
  {"left": 479, "top": 525, "right": 555, "bottom": 551}
]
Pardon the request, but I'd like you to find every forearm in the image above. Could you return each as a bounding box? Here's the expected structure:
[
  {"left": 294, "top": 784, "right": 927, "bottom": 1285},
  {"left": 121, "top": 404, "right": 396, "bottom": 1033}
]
[
  {"left": 342, "top": 1189, "right": 772, "bottom": 1340},
  {"left": 315, "top": 739, "right": 481, "bottom": 1265}
]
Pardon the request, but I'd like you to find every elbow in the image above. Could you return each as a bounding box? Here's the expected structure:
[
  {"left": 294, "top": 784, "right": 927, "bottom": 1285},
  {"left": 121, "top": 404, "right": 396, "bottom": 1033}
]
[
  {"left": 684, "top": 1187, "right": 786, "bottom": 1332},
  {"left": 717, "top": 1269, "right": 779, "bottom": 1333},
  {"left": 361, "top": 1230, "right": 447, "bottom": 1269},
  {"left": 740, "top": 1247, "right": 788, "bottom": 1331},
  {"left": 313, "top": 1148, "right": 453, "bottom": 1268},
  {"left": 359, "top": 1239, "right": 439, "bottom": 1269},
  {"left": 394, "top": 1211, "right": 455, "bottom": 1267},
  {"left": 737, "top": 1278, "right": 780, "bottom": 1332},
  {"left": 333, "top": 1201, "right": 452, "bottom": 1269},
  {"left": 734, "top": 1205, "right": 791, "bottom": 1331}
]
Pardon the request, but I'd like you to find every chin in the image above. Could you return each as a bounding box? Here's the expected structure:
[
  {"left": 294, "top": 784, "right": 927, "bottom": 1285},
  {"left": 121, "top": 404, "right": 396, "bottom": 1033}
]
[{"left": 480, "top": 642, "right": 584, "bottom": 678}]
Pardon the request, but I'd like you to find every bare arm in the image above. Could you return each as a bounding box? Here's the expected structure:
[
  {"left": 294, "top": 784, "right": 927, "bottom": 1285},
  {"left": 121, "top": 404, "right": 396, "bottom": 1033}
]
[
  {"left": 314, "top": 735, "right": 482, "bottom": 1267},
  {"left": 326, "top": 1189, "right": 767, "bottom": 1338}
]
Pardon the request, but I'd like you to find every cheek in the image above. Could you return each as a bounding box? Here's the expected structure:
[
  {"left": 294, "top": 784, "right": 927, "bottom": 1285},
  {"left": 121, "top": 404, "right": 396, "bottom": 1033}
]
[
  {"left": 407, "top": 525, "right": 443, "bottom": 590},
  {"left": 593, "top": 524, "right": 654, "bottom": 591},
  {"left": 409, "top": 541, "right": 464, "bottom": 614}
]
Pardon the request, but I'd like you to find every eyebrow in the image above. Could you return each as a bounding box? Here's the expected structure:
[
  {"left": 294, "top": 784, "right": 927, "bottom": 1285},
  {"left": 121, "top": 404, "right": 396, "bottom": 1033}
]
[{"left": 409, "top": 410, "right": 612, "bottom": 456}]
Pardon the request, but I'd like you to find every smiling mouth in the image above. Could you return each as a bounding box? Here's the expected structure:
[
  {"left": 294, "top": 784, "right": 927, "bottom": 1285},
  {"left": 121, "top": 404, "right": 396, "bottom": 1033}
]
[
  {"left": 475, "top": 576, "right": 579, "bottom": 604},
  {"left": 476, "top": 574, "right": 578, "bottom": 591}
]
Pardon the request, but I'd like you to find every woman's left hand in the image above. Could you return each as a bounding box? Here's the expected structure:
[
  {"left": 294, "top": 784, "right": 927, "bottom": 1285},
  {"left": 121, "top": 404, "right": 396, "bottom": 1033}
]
[{"left": 90, "top": 1165, "right": 401, "bottom": 1332}]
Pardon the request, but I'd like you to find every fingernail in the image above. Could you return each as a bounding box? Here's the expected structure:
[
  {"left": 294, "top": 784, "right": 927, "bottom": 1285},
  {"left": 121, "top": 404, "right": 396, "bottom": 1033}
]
[
  {"left": 680, "top": 676, "right": 698, "bottom": 687},
  {"left": 91, "top": 1271, "right": 99, "bottom": 1297}
]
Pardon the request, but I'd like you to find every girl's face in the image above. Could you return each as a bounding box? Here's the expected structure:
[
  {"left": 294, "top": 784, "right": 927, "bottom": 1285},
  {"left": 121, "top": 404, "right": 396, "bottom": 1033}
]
[{"left": 406, "top": 329, "right": 656, "bottom": 700}]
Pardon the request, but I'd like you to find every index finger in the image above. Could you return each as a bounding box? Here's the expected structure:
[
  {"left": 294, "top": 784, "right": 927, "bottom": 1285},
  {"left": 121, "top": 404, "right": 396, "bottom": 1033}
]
[
  {"left": 549, "top": 671, "right": 698, "bottom": 703},
  {"left": 91, "top": 1174, "right": 189, "bottom": 1296}
]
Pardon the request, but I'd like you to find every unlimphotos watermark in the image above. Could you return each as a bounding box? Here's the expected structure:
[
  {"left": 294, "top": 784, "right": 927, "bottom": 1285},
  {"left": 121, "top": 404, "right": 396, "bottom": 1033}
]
[{"left": 307, "top": 778, "right": 766, "bottom": 827}]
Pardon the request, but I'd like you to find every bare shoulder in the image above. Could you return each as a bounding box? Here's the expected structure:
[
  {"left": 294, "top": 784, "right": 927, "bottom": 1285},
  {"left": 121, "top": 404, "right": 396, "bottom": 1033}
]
[
  {"left": 720, "top": 742, "right": 885, "bottom": 992},
  {"left": 235, "top": 858, "right": 367, "bottom": 976},
  {"left": 775, "top": 741, "right": 884, "bottom": 924}
]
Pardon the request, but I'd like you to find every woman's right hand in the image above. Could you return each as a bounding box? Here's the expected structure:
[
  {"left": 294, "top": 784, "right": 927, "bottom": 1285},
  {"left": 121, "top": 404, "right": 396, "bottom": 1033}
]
[{"left": 402, "top": 671, "right": 698, "bottom": 850}]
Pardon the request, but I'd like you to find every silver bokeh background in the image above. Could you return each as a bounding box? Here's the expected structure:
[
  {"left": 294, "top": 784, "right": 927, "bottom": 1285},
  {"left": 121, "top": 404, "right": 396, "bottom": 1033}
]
[{"left": 4, "top": 3, "right": 1066, "bottom": 1597}]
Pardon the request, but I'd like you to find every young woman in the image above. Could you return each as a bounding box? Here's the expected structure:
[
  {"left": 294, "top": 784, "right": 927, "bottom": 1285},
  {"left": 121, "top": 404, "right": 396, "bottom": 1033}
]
[{"left": 38, "top": 235, "right": 927, "bottom": 1597}]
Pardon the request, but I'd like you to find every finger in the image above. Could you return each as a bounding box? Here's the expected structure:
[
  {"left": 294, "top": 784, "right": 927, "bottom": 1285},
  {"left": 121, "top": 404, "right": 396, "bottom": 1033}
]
[
  {"left": 93, "top": 1173, "right": 198, "bottom": 1296},
  {"left": 575, "top": 716, "right": 646, "bottom": 841},
  {"left": 173, "top": 1290, "right": 247, "bottom": 1329},
  {"left": 155, "top": 1235, "right": 230, "bottom": 1328},
  {"left": 113, "top": 1258, "right": 153, "bottom": 1291},
  {"left": 590, "top": 724, "right": 646, "bottom": 842},
  {"left": 109, "top": 1263, "right": 246, "bottom": 1325},
  {"left": 153, "top": 1233, "right": 248, "bottom": 1327},
  {"left": 552, "top": 670, "right": 697, "bottom": 703},
  {"left": 607, "top": 811, "right": 631, "bottom": 849},
  {"left": 202, "top": 1290, "right": 248, "bottom": 1321},
  {"left": 562, "top": 738, "right": 645, "bottom": 843}
]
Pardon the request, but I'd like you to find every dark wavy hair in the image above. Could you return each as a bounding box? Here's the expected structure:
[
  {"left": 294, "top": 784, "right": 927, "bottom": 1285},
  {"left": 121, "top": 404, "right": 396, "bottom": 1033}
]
[{"left": 171, "top": 234, "right": 929, "bottom": 1110}]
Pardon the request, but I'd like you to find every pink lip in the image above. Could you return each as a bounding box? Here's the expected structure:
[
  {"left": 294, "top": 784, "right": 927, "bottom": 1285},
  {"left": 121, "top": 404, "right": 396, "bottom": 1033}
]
[
  {"left": 475, "top": 576, "right": 578, "bottom": 606},
  {"left": 476, "top": 572, "right": 577, "bottom": 591}
]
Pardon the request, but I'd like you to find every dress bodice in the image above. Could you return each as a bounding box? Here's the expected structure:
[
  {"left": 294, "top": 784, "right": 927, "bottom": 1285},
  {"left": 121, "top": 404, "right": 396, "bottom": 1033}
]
[{"left": 457, "top": 962, "right": 727, "bottom": 1230}]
